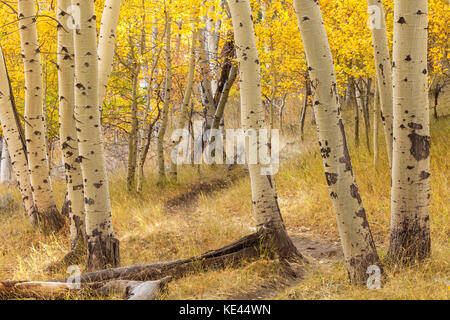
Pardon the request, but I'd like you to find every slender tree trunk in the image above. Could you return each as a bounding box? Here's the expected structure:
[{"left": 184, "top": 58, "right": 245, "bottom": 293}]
[
  {"left": 0, "top": 140, "right": 13, "bottom": 183},
  {"left": 0, "top": 46, "right": 37, "bottom": 224},
  {"left": 198, "top": 26, "right": 216, "bottom": 131},
  {"left": 98, "top": 0, "right": 122, "bottom": 109},
  {"left": 127, "top": 67, "right": 140, "bottom": 191},
  {"left": 157, "top": 14, "right": 172, "bottom": 184},
  {"left": 352, "top": 80, "right": 360, "bottom": 147},
  {"left": 300, "top": 78, "right": 311, "bottom": 141},
  {"left": 367, "top": 0, "right": 394, "bottom": 167},
  {"left": 229, "top": 0, "right": 302, "bottom": 261},
  {"left": 293, "top": 0, "right": 382, "bottom": 284},
  {"left": 137, "top": 24, "right": 162, "bottom": 193},
  {"left": 373, "top": 82, "right": 379, "bottom": 166},
  {"left": 169, "top": 27, "right": 199, "bottom": 179},
  {"left": 389, "top": 0, "right": 431, "bottom": 263},
  {"left": 362, "top": 79, "right": 372, "bottom": 153},
  {"left": 212, "top": 65, "right": 237, "bottom": 131},
  {"left": 57, "top": 0, "right": 86, "bottom": 250},
  {"left": 18, "top": 0, "right": 65, "bottom": 233},
  {"left": 72, "top": 0, "right": 119, "bottom": 270}
]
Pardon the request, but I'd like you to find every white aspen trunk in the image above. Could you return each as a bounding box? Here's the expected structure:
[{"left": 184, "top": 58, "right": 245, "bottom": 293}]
[
  {"left": 293, "top": 0, "right": 382, "bottom": 284},
  {"left": 229, "top": 0, "right": 302, "bottom": 260},
  {"left": 389, "top": 0, "right": 430, "bottom": 262},
  {"left": 72, "top": 0, "right": 119, "bottom": 270},
  {"left": 57, "top": 0, "right": 86, "bottom": 250},
  {"left": 1, "top": 140, "right": 13, "bottom": 183},
  {"left": 0, "top": 46, "right": 37, "bottom": 224},
  {"left": 169, "top": 27, "right": 199, "bottom": 179},
  {"left": 17, "top": 0, "right": 65, "bottom": 233},
  {"left": 367, "top": 0, "right": 394, "bottom": 167},
  {"left": 98, "top": 0, "right": 122, "bottom": 108},
  {"left": 157, "top": 15, "right": 172, "bottom": 184}
]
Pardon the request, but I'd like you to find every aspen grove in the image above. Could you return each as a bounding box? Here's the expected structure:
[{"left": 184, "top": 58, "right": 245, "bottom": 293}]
[{"left": 0, "top": 0, "right": 448, "bottom": 300}]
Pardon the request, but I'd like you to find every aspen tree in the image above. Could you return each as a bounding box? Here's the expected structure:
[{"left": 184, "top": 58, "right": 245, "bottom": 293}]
[
  {"left": 98, "top": 0, "right": 122, "bottom": 108},
  {"left": 57, "top": 0, "right": 86, "bottom": 250},
  {"left": 0, "top": 46, "right": 37, "bottom": 224},
  {"left": 229, "top": 0, "right": 302, "bottom": 260},
  {"left": 389, "top": 0, "right": 431, "bottom": 263},
  {"left": 1, "top": 140, "right": 13, "bottom": 183},
  {"left": 293, "top": 0, "right": 382, "bottom": 284},
  {"left": 157, "top": 13, "right": 172, "bottom": 184},
  {"left": 72, "top": 0, "right": 119, "bottom": 269},
  {"left": 170, "top": 27, "right": 199, "bottom": 179},
  {"left": 17, "top": 0, "right": 65, "bottom": 233},
  {"left": 367, "top": 0, "right": 393, "bottom": 166}
]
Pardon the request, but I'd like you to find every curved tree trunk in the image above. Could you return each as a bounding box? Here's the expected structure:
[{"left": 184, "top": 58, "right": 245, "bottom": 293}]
[
  {"left": 169, "top": 27, "right": 199, "bottom": 180},
  {"left": 72, "top": 0, "right": 119, "bottom": 270},
  {"left": 57, "top": 0, "right": 86, "bottom": 250},
  {"left": 0, "top": 46, "right": 37, "bottom": 224},
  {"left": 293, "top": 0, "right": 382, "bottom": 284},
  {"left": 389, "top": 0, "right": 430, "bottom": 263},
  {"left": 17, "top": 0, "right": 65, "bottom": 233},
  {"left": 229, "top": 0, "right": 302, "bottom": 261},
  {"left": 157, "top": 14, "right": 172, "bottom": 184},
  {"left": 98, "top": 0, "right": 122, "bottom": 109},
  {"left": 367, "top": 0, "right": 394, "bottom": 167}
]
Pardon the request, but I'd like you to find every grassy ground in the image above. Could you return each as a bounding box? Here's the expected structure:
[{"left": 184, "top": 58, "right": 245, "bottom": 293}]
[{"left": 0, "top": 103, "right": 448, "bottom": 300}]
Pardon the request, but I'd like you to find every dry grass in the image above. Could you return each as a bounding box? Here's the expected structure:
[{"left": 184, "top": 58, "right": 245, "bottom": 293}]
[{"left": 0, "top": 101, "right": 448, "bottom": 300}]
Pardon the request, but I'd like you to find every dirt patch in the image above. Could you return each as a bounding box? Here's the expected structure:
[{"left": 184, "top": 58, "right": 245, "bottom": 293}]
[{"left": 229, "top": 234, "right": 342, "bottom": 300}]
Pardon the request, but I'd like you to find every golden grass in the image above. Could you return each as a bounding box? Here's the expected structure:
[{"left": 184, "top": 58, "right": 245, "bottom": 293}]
[{"left": 0, "top": 103, "right": 448, "bottom": 299}]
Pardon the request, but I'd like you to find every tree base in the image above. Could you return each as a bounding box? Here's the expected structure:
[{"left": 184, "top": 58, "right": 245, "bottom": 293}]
[
  {"left": 388, "top": 221, "right": 431, "bottom": 264},
  {"left": 39, "top": 205, "right": 66, "bottom": 234},
  {"left": 345, "top": 252, "right": 384, "bottom": 285},
  {"left": 86, "top": 235, "right": 120, "bottom": 271}
]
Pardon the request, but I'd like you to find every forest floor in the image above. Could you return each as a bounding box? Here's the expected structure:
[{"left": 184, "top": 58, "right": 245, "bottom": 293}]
[{"left": 0, "top": 101, "right": 449, "bottom": 300}]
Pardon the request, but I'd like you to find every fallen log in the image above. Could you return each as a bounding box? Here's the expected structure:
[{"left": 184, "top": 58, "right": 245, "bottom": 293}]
[{"left": 53, "top": 231, "right": 263, "bottom": 283}]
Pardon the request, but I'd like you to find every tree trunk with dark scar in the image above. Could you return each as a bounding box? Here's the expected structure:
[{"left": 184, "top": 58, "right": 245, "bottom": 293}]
[
  {"left": 293, "top": 0, "right": 382, "bottom": 284},
  {"left": 389, "top": 0, "right": 431, "bottom": 263}
]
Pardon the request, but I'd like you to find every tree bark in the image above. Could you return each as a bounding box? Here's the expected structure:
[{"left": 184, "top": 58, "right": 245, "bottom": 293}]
[
  {"left": 127, "top": 64, "right": 140, "bottom": 191},
  {"left": 389, "top": 0, "right": 431, "bottom": 263},
  {"left": 293, "top": 0, "right": 382, "bottom": 284},
  {"left": 72, "top": 0, "right": 119, "bottom": 270},
  {"left": 57, "top": 0, "right": 86, "bottom": 250},
  {"left": 367, "top": 0, "right": 394, "bottom": 167},
  {"left": 0, "top": 46, "right": 36, "bottom": 223},
  {"left": 229, "top": 0, "right": 303, "bottom": 261},
  {"left": 18, "top": 0, "right": 65, "bottom": 233}
]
